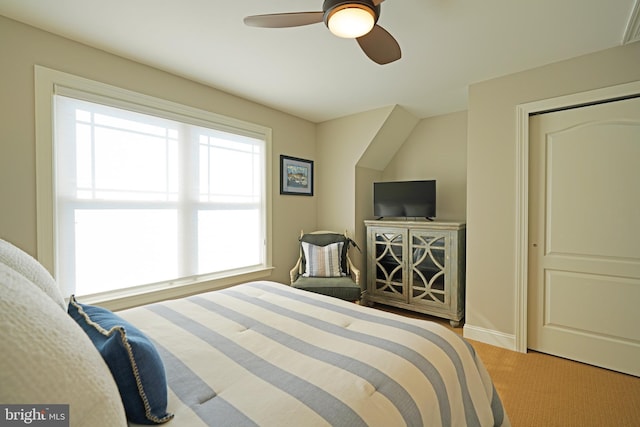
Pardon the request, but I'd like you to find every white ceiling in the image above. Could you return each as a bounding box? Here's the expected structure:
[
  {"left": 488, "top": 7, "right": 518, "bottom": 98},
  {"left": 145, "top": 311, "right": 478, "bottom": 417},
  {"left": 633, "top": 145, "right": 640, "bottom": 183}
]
[{"left": 1, "top": 0, "right": 638, "bottom": 122}]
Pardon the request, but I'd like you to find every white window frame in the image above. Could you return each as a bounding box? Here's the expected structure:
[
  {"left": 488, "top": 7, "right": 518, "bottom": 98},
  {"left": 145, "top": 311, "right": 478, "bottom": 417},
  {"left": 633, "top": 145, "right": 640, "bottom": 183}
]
[{"left": 35, "top": 66, "right": 273, "bottom": 309}]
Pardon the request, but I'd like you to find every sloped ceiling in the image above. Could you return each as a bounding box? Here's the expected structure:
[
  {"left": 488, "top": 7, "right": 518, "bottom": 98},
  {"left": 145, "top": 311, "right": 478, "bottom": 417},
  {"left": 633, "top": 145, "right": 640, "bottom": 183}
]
[{"left": 357, "top": 106, "right": 420, "bottom": 171}]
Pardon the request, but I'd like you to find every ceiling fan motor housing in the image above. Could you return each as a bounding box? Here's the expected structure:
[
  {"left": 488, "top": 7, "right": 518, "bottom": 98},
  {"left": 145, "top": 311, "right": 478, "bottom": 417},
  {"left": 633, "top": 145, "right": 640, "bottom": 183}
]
[{"left": 322, "top": 0, "right": 380, "bottom": 27}]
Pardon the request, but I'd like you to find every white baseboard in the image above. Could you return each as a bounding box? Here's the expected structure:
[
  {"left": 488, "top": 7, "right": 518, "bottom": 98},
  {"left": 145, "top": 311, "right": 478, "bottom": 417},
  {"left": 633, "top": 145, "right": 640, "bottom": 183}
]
[{"left": 463, "top": 323, "right": 519, "bottom": 352}]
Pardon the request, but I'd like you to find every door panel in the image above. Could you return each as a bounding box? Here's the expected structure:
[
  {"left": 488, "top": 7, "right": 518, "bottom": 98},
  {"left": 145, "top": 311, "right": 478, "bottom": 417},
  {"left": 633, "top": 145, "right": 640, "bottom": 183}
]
[
  {"left": 544, "top": 271, "right": 640, "bottom": 341},
  {"left": 528, "top": 96, "right": 640, "bottom": 376},
  {"left": 546, "top": 122, "right": 640, "bottom": 259}
]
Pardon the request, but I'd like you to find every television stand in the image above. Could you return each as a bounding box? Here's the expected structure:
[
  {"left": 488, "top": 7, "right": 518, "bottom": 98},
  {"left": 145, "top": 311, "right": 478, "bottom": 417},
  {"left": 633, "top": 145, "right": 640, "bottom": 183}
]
[{"left": 363, "top": 220, "right": 466, "bottom": 327}]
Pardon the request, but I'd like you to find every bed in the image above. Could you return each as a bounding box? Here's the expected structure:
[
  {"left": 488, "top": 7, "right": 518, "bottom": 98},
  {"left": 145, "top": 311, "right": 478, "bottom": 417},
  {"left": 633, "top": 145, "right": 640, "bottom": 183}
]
[
  {"left": 121, "top": 281, "right": 508, "bottom": 427},
  {"left": 0, "top": 239, "right": 509, "bottom": 427}
]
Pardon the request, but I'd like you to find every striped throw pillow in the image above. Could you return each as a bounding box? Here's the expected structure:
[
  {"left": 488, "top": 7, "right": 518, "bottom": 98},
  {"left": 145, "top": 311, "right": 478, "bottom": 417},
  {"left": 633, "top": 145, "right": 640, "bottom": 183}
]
[{"left": 302, "top": 241, "right": 345, "bottom": 277}]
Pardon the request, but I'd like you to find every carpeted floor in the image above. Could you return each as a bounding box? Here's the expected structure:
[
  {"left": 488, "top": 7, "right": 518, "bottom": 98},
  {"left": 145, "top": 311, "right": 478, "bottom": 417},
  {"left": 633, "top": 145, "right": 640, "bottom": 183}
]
[
  {"left": 376, "top": 305, "right": 640, "bottom": 426},
  {"left": 470, "top": 338, "right": 640, "bottom": 427}
]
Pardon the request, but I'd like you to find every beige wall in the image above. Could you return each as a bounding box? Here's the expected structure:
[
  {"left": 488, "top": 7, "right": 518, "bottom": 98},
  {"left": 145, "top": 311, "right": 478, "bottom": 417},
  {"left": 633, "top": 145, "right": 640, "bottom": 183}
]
[
  {"left": 316, "top": 106, "right": 422, "bottom": 276},
  {"left": 319, "top": 108, "right": 467, "bottom": 288},
  {"left": 0, "top": 16, "right": 316, "bottom": 284},
  {"left": 466, "top": 41, "right": 640, "bottom": 343},
  {"left": 350, "top": 111, "right": 468, "bottom": 297},
  {"left": 354, "top": 166, "right": 382, "bottom": 285},
  {"left": 316, "top": 106, "right": 394, "bottom": 236},
  {"left": 383, "top": 110, "right": 468, "bottom": 221}
]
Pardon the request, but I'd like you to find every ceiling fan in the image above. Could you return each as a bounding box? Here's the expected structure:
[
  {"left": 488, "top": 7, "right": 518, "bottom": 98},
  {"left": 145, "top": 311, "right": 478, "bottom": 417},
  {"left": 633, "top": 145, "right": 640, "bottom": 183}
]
[{"left": 244, "top": 0, "right": 401, "bottom": 65}]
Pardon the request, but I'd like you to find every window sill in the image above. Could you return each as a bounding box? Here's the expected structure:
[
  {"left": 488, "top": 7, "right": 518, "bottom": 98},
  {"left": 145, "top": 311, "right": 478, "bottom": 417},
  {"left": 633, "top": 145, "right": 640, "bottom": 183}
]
[{"left": 76, "top": 266, "right": 274, "bottom": 312}]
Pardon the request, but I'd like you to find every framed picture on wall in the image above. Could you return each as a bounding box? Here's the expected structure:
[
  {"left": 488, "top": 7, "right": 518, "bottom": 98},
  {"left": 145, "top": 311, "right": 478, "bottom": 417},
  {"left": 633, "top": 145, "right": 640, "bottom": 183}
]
[{"left": 280, "top": 155, "right": 314, "bottom": 196}]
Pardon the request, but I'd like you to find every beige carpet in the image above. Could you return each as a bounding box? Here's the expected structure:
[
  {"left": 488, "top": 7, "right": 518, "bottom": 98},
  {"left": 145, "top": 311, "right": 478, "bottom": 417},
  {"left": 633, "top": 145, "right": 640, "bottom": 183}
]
[
  {"left": 470, "top": 339, "right": 640, "bottom": 427},
  {"left": 376, "top": 305, "right": 640, "bottom": 426}
]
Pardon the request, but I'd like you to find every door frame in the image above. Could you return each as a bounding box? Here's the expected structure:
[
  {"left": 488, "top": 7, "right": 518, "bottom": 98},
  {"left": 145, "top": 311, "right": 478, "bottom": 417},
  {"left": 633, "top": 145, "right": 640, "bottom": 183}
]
[{"left": 514, "top": 80, "right": 640, "bottom": 353}]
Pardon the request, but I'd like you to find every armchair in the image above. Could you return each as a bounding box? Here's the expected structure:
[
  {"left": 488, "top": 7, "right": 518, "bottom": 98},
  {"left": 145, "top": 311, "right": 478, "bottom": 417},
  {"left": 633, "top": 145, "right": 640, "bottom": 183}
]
[{"left": 289, "top": 230, "right": 362, "bottom": 302}]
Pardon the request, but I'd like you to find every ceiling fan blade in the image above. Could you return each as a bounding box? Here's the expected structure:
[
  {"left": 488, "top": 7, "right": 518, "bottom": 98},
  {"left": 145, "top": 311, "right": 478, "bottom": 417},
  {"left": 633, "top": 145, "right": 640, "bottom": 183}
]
[
  {"left": 356, "top": 24, "right": 401, "bottom": 65},
  {"left": 244, "top": 12, "right": 324, "bottom": 28},
  {"left": 372, "top": 0, "right": 385, "bottom": 5}
]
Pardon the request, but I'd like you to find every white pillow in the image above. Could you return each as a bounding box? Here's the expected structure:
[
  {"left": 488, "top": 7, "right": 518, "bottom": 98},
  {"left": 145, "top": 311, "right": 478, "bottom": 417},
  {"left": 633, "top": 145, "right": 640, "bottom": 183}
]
[
  {"left": 0, "top": 239, "right": 65, "bottom": 310},
  {"left": 302, "top": 241, "right": 345, "bottom": 277},
  {"left": 0, "top": 263, "right": 127, "bottom": 427}
]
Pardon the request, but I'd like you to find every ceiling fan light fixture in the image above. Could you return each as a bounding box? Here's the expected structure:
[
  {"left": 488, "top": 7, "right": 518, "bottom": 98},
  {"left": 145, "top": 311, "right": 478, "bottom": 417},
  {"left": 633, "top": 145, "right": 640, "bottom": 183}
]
[{"left": 327, "top": 4, "right": 375, "bottom": 38}]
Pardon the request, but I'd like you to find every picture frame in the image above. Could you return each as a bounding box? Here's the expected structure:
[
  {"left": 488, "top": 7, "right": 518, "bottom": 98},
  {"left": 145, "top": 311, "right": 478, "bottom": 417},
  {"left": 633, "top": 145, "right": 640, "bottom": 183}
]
[{"left": 280, "top": 155, "right": 314, "bottom": 196}]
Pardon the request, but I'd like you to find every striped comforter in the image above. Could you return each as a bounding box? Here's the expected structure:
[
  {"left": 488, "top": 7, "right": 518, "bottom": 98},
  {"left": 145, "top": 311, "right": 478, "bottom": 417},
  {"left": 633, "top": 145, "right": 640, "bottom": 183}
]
[{"left": 120, "top": 281, "right": 510, "bottom": 427}]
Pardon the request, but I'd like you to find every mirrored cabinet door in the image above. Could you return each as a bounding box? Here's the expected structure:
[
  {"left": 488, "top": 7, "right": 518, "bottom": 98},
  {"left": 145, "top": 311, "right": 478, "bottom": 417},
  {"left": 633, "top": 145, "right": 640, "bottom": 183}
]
[
  {"left": 371, "top": 228, "right": 407, "bottom": 301},
  {"left": 410, "top": 231, "right": 448, "bottom": 307}
]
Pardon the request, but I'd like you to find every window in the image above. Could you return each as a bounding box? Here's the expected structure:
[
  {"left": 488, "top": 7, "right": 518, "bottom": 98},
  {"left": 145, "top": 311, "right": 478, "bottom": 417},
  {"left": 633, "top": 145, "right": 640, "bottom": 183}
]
[{"left": 36, "top": 67, "right": 272, "bottom": 300}]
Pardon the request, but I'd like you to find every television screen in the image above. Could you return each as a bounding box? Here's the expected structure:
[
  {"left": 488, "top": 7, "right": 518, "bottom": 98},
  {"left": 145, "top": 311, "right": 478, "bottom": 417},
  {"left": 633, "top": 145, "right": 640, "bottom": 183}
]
[{"left": 373, "top": 180, "right": 436, "bottom": 219}]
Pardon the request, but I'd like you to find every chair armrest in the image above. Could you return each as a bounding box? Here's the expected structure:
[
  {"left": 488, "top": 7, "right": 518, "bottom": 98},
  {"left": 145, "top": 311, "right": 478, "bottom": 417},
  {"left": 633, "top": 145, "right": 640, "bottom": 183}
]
[
  {"left": 290, "top": 257, "right": 302, "bottom": 284},
  {"left": 346, "top": 255, "right": 360, "bottom": 287}
]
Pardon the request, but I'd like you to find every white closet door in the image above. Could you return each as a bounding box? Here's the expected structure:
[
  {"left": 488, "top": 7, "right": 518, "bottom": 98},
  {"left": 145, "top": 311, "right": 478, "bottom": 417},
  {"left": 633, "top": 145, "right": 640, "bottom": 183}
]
[{"left": 528, "top": 96, "right": 640, "bottom": 376}]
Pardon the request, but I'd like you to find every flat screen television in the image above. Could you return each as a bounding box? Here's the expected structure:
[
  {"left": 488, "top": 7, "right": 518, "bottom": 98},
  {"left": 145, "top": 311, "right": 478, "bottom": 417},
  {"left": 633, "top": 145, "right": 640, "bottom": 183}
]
[{"left": 373, "top": 180, "right": 436, "bottom": 220}]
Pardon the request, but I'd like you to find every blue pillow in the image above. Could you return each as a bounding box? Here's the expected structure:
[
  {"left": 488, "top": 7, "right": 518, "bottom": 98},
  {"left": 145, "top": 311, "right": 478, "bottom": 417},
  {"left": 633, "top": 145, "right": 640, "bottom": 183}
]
[{"left": 68, "top": 296, "right": 173, "bottom": 425}]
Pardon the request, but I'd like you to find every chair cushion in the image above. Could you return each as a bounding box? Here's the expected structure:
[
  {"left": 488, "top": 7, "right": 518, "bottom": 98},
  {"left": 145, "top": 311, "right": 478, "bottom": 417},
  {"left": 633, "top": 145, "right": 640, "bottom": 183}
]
[
  {"left": 68, "top": 296, "right": 173, "bottom": 425},
  {"left": 301, "top": 241, "right": 344, "bottom": 277},
  {"left": 292, "top": 276, "right": 361, "bottom": 301},
  {"left": 300, "top": 233, "right": 350, "bottom": 275}
]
